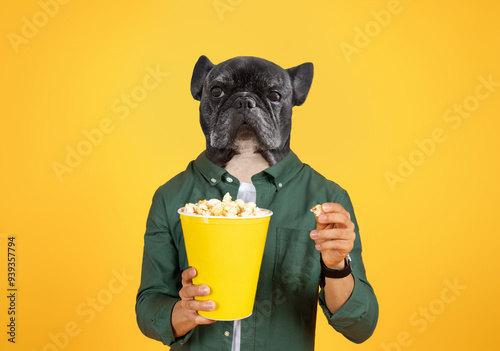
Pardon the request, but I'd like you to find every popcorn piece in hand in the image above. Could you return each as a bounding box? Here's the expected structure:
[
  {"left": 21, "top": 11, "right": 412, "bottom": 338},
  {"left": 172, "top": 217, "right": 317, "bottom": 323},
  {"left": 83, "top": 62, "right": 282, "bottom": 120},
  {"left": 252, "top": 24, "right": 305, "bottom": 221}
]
[{"left": 310, "top": 204, "right": 323, "bottom": 217}]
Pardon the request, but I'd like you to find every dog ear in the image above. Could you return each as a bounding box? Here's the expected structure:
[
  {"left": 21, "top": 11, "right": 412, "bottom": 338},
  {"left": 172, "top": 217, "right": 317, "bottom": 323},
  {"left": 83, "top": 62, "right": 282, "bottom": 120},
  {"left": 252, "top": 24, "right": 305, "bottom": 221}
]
[
  {"left": 286, "top": 62, "right": 314, "bottom": 106},
  {"left": 191, "top": 55, "right": 215, "bottom": 101}
]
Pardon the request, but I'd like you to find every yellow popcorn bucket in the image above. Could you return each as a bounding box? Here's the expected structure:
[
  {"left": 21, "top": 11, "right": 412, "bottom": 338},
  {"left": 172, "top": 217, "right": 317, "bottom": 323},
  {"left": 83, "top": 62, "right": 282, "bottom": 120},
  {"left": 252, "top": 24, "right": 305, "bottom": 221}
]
[{"left": 178, "top": 208, "right": 272, "bottom": 320}]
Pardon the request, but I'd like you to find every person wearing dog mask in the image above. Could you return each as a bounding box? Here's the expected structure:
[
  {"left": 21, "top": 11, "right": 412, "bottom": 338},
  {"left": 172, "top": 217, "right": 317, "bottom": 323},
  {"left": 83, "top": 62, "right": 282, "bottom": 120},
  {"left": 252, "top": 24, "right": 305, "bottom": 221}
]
[{"left": 136, "top": 56, "right": 379, "bottom": 350}]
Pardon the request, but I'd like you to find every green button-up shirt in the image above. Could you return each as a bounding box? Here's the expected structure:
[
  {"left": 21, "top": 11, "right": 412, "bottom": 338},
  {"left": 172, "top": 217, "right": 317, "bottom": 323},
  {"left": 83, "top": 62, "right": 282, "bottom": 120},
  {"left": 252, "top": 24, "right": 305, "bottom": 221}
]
[{"left": 136, "top": 150, "right": 378, "bottom": 350}]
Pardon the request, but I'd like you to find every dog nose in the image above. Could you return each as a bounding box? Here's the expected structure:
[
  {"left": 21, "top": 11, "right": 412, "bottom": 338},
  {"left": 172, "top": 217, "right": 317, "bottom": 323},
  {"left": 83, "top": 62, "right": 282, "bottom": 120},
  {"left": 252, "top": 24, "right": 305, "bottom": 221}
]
[{"left": 233, "top": 96, "right": 256, "bottom": 109}]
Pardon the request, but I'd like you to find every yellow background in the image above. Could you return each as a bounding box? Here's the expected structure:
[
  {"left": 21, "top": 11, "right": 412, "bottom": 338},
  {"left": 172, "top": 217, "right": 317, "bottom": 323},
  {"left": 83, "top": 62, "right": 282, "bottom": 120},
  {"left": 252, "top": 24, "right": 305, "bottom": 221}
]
[{"left": 1, "top": 1, "right": 499, "bottom": 350}]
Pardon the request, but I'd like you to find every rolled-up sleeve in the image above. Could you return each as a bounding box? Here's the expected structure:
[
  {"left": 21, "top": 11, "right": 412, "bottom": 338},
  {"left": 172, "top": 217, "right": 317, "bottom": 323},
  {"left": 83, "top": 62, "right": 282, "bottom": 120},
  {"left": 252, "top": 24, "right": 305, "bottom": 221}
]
[
  {"left": 318, "top": 190, "right": 379, "bottom": 343},
  {"left": 135, "top": 189, "right": 194, "bottom": 347}
]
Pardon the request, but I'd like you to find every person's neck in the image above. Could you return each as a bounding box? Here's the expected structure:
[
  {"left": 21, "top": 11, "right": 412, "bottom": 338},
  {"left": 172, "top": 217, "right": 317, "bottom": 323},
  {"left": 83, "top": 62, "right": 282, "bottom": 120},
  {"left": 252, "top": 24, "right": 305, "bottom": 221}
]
[{"left": 224, "top": 139, "right": 270, "bottom": 183}]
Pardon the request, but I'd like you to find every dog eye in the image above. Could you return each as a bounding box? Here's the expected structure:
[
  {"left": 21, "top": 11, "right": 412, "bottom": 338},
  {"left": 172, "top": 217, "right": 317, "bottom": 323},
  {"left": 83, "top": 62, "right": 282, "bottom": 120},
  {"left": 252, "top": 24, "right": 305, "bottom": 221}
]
[
  {"left": 268, "top": 91, "right": 281, "bottom": 102},
  {"left": 211, "top": 87, "right": 224, "bottom": 98}
]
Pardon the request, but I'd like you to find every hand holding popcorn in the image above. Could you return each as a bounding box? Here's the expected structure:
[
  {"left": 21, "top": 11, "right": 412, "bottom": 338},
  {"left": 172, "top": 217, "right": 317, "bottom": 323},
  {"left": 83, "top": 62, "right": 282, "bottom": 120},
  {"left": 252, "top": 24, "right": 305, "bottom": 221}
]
[{"left": 310, "top": 203, "right": 355, "bottom": 270}]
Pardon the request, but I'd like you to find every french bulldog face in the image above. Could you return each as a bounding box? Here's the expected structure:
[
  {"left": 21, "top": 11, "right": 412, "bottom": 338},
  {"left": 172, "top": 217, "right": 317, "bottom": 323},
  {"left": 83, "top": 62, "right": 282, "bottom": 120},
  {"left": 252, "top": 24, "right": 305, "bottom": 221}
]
[{"left": 191, "top": 56, "right": 313, "bottom": 167}]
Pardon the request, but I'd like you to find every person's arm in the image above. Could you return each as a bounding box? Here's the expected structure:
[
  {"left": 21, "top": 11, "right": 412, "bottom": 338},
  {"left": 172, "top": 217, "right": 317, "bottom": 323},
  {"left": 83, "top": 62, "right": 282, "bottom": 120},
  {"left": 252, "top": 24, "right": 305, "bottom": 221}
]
[
  {"left": 322, "top": 266, "right": 355, "bottom": 315},
  {"left": 310, "top": 191, "right": 378, "bottom": 343},
  {"left": 135, "top": 190, "right": 216, "bottom": 346},
  {"left": 135, "top": 190, "right": 188, "bottom": 346}
]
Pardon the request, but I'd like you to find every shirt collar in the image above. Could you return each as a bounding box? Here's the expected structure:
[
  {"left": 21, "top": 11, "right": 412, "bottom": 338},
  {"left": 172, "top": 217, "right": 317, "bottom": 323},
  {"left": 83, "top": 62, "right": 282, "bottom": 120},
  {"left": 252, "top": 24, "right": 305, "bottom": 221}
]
[
  {"left": 193, "top": 150, "right": 304, "bottom": 190},
  {"left": 258, "top": 150, "right": 303, "bottom": 191},
  {"left": 193, "top": 151, "right": 228, "bottom": 186}
]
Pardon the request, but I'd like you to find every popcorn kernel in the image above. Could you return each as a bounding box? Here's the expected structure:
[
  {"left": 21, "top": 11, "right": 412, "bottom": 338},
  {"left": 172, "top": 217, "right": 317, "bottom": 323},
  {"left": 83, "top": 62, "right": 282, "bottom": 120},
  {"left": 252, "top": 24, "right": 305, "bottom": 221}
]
[{"left": 310, "top": 204, "right": 323, "bottom": 217}]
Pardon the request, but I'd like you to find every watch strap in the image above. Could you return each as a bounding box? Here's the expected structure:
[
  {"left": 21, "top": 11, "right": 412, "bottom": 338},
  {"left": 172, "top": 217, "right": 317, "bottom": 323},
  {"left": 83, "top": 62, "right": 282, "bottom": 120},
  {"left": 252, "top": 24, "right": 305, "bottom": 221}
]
[{"left": 320, "top": 254, "right": 352, "bottom": 279}]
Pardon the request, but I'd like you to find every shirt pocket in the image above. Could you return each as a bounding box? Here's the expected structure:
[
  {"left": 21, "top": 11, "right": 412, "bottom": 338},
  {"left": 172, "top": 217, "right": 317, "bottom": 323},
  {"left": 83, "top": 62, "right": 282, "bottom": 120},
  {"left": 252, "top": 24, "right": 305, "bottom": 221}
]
[{"left": 272, "top": 227, "right": 321, "bottom": 294}]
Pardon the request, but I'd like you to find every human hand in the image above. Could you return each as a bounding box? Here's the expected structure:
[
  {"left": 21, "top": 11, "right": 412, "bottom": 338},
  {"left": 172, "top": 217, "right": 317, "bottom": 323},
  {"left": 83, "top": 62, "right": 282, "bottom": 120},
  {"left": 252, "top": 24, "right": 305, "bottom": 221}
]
[
  {"left": 310, "top": 203, "right": 355, "bottom": 270},
  {"left": 172, "top": 267, "right": 216, "bottom": 337}
]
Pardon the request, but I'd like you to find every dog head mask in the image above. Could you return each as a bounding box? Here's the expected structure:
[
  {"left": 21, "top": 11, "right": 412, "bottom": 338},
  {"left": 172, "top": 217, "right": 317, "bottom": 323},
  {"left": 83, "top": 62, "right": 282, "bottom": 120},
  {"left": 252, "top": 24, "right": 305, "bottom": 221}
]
[{"left": 191, "top": 55, "right": 314, "bottom": 178}]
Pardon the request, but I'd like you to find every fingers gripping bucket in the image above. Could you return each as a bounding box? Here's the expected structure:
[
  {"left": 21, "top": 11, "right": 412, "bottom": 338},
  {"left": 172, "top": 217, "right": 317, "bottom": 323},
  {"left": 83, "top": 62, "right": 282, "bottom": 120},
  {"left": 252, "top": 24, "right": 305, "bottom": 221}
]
[{"left": 178, "top": 208, "right": 272, "bottom": 320}]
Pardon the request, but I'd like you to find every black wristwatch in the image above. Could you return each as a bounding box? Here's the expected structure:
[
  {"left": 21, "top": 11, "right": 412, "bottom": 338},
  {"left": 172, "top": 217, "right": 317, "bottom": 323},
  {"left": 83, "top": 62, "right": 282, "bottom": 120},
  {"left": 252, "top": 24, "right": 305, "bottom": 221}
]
[{"left": 320, "top": 254, "right": 352, "bottom": 279}]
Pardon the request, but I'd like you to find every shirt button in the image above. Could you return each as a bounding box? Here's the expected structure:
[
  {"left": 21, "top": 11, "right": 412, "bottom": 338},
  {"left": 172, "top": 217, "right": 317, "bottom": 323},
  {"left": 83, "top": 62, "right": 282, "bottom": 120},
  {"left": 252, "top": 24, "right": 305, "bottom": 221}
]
[
  {"left": 211, "top": 178, "right": 217, "bottom": 183},
  {"left": 224, "top": 331, "right": 230, "bottom": 337},
  {"left": 226, "top": 177, "right": 233, "bottom": 183},
  {"left": 278, "top": 182, "right": 283, "bottom": 188}
]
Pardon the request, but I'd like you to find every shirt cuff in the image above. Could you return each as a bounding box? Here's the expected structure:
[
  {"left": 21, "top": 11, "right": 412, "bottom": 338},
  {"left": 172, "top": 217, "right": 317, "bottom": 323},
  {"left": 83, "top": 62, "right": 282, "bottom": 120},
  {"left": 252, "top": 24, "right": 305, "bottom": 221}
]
[
  {"left": 318, "top": 274, "right": 378, "bottom": 343},
  {"left": 140, "top": 294, "right": 195, "bottom": 347}
]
